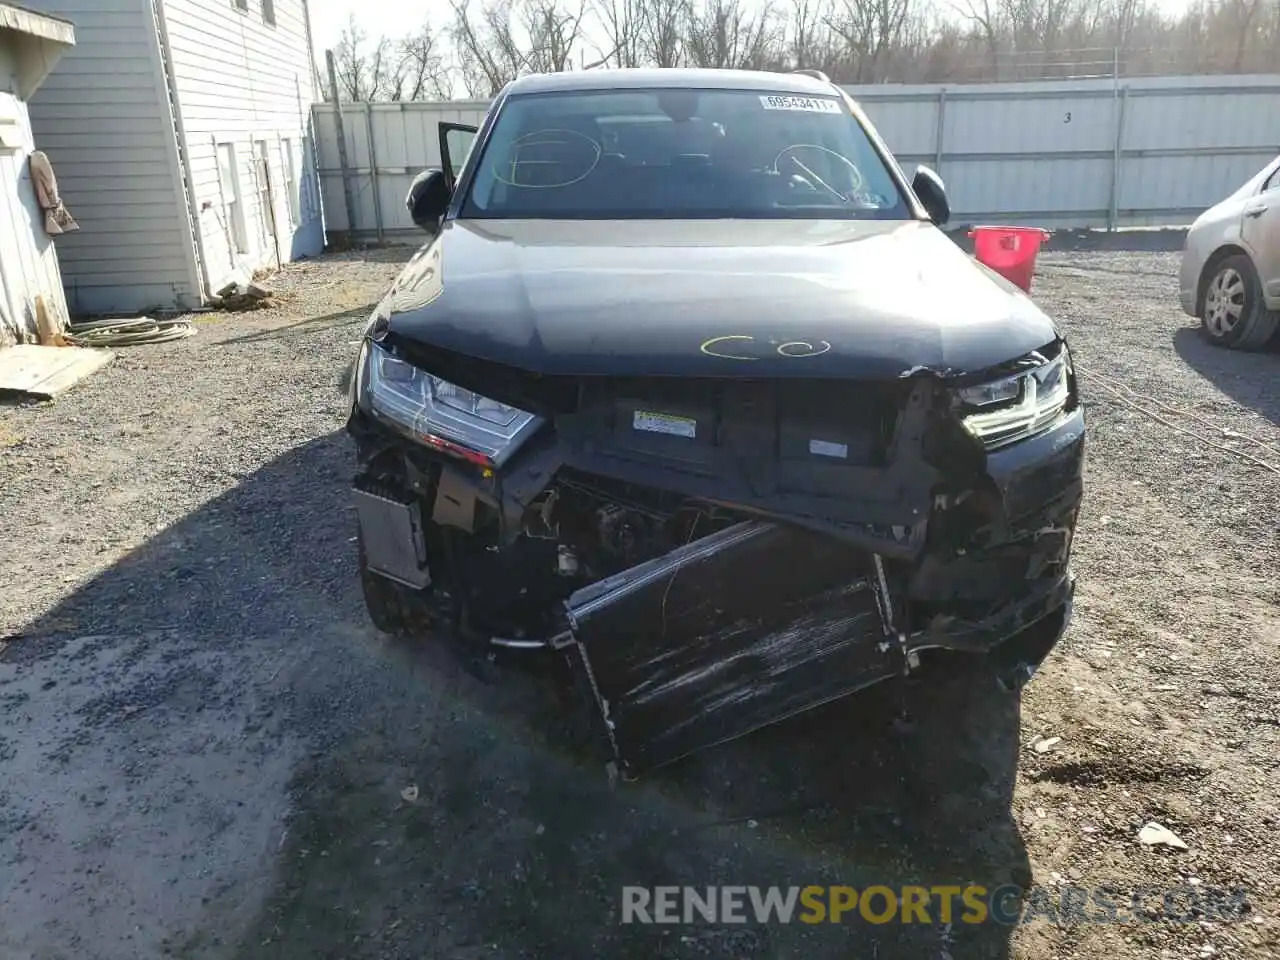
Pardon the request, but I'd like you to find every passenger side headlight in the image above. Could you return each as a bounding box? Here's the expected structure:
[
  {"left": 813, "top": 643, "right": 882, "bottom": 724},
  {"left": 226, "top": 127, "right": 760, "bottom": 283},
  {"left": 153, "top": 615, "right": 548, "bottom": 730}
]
[
  {"left": 958, "top": 347, "right": 1072, "bottom": 449},
  {"left": 362, "top": 341, "right": 543, "bottom": 467}
]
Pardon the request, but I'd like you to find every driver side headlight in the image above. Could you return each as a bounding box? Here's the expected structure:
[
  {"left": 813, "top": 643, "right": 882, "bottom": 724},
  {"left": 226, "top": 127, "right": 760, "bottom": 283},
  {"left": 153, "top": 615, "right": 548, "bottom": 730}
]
[
  {"left": 361, "top": 341, "right": 543, "bottom": 467},
  {"left": 957, "top": 346, "right": 1072, "bottom": 450}
]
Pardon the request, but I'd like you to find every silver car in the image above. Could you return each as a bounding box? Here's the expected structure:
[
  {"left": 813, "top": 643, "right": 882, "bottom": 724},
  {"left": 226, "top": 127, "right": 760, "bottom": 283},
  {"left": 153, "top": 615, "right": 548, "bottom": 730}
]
[{"left": 1179, "top": 154, "right": 1280, "bottom": 350}]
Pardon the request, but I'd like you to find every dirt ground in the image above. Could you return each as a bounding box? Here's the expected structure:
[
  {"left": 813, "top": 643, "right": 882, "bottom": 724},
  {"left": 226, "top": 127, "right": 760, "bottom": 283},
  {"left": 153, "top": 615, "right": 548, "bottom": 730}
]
[{"left": 1, "top": 245, "right": 1277, "bottom": 960}]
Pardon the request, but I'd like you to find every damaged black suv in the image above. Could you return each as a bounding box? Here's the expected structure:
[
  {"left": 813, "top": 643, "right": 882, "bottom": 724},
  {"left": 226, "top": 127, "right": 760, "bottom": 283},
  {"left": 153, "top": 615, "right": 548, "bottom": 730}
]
[{"left": 345, "top": 68, "right": 1084, "bottom": 777}]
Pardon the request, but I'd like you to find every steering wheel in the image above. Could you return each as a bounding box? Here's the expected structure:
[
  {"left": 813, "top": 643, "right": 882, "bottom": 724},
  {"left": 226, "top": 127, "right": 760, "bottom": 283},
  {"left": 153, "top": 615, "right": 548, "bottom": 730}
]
[{"left": 772, "top": 144, "right": 865, "bottom": 202}]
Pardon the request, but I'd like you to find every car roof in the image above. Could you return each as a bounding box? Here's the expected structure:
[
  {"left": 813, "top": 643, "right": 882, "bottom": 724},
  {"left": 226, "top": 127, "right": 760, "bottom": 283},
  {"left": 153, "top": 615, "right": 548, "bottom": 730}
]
[{"left": 504, "top": 68, "right": 841, "bottom": 98}]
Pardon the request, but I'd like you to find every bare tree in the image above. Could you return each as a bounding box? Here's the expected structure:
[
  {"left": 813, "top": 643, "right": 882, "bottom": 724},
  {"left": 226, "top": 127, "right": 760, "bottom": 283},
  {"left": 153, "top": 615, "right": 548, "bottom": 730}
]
[
  {"left": 1219, "top": 0, "right": 1265, "bottom": 70},
  {"left": 333, "top": 14, "right": 395, "bottom": 101},
  {"left": 397, "top": 23, "right": 454, "bottom": 100},
  {"left": 789, "top": 0, "right": 841, "bottom": 69},
  {"left": 636, "top": 0, "right": 686, "bottom": 66},
  {"left": 522, "top": 0, "right": 587, "bottom": 71},
  {"left": 956, "top": 0, "right": 1004, "bottom": 77},
  {"left": 685, "top": 0, "right": 785, "bottom": 69},
  {"left": 990, "top": 0, "right": 1090, "bottom": 76},
  {"left": 828, "top": 0, "right": 916, "bottom": 81},
  {"left": 450, "top": 0, "right": 530, "bottom": 97},
  {"left": 1109, "top": 0, "right": 1146, "bottom": 56},
  {"left": 329, "top": 0, "right": 1280, "bottom": 100},
  {"left": 594, "top": 0, "right": 646, "bottom": 67}
]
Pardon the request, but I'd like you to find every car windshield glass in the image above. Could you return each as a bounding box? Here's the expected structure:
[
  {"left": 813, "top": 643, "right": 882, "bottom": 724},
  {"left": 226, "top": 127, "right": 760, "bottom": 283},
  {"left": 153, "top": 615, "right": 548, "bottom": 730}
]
[{"left": 459, "top": 87, "right": 910, "bottom": 220}]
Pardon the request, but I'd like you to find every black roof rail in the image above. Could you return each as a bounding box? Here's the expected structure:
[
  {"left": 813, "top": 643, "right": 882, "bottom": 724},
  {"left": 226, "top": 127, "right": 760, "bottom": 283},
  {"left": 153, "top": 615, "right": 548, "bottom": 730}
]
[{"left": 791, "top": 68, "right": 831, "bottom": 83}]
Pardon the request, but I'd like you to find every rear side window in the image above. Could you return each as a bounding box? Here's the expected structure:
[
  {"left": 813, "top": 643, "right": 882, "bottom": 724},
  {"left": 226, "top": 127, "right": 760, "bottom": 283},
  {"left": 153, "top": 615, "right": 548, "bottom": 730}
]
[{"left": 1262, "top": 161, "right": 1280, "bottom": 194}]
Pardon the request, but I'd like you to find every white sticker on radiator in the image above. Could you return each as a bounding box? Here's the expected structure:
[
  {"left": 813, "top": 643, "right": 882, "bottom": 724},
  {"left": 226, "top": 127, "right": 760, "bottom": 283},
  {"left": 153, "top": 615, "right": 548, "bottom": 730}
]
[
  {"left": 633, "top": 410, "right": 696, "bottom": 439},
  {"left": 809, "top": 438, "right": 848, "bottom": 459}
]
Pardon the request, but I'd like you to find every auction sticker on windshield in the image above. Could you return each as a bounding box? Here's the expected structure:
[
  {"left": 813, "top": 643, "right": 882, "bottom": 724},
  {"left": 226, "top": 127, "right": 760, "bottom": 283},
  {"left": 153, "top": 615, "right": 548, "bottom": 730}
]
[{"left": 759, "top": 95, "right": 843, "bottom": 114}]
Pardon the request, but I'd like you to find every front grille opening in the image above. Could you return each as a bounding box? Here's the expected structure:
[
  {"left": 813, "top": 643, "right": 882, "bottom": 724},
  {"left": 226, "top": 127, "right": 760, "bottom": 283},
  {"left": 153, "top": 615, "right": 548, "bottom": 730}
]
[
  {"left": 777, "top": 380, "right": 900, "bottom": 468},
  {"left": 577, "top": 377, "right": 903, "bottom": 469}
]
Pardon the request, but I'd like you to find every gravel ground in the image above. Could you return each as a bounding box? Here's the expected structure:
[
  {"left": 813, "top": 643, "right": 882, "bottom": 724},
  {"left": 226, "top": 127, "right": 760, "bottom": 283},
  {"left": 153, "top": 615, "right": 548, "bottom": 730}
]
[{"left": 0, "top": 246, "right": 1277, "bottom": 960}]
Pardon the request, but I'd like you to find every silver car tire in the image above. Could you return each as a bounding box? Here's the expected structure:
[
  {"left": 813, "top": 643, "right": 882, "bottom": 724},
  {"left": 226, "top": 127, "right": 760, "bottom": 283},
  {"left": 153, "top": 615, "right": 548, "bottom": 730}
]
[{"left": 1199, "top": 254, "right": 1279, "bottom": 350}]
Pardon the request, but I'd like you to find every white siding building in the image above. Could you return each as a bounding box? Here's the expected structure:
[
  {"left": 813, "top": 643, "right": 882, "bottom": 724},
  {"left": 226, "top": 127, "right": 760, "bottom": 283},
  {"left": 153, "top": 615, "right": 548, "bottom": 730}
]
[
  {"left": 25, "top": 0, "right": 324, "bottom": 316},
  {"left": 0, "top": 4, "right": 74, "bottom": 344}
]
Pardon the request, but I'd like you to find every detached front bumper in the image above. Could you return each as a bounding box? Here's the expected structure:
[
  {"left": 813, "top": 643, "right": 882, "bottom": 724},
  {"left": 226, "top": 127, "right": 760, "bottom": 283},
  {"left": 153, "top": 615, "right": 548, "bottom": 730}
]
[
  {"left": 557, "top": 407, "right": 1083, "bottom": 773},
  {"left": 560, "top": 526, "right": 1074, "bottom": 774},
  {"left": 351, "top": 386, "right": 1085, "bottom": 775}
]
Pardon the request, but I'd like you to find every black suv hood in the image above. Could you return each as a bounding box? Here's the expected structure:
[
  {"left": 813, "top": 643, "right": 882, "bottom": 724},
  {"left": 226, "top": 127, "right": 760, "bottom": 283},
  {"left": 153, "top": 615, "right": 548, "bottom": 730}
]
[{"left": 382, "top": 219, "right": 1058, "bottom": 379}]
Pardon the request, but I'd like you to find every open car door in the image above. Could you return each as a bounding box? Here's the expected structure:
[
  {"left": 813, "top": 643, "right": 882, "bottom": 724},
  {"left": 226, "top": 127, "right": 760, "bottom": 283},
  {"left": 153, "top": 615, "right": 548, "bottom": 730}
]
[{"left": 438, "top": 122, "right": 478, "bottom": 193}]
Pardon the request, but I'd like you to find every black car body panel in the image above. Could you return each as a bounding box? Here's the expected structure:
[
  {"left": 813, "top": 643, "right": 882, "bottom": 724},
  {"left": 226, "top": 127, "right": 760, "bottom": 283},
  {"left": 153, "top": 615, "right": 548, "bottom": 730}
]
[
  {"left": 380, "top": 219, "right": 1058, "bottom": 380},
  {"left": 347, "top": 71, "right": 1085, "bottom": 777}
]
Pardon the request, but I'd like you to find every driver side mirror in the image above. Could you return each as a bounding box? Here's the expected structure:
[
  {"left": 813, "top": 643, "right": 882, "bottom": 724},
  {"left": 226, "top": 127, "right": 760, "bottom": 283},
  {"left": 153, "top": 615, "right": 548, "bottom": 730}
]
[
  {"left": 406, "top": 168, "right": 451, "bottom": 231},
  {"left": 911, "top": 165, "right": 950, "bottom": 226}
]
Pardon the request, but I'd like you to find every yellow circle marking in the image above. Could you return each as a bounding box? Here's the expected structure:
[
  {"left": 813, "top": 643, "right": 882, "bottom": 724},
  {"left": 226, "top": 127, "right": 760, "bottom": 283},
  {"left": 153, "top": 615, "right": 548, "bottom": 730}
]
[
  {"left": 490, "top": 128, "right": 601, "bottom": 189},
  {"left": 699, "top": 335, "right": 760, "bottom": 360},
  {"left": 700, "top": 335, "right": 833, "bottom": 360},
  {"left": 776, "top": 339, "right": 832, "bottom": 357}
]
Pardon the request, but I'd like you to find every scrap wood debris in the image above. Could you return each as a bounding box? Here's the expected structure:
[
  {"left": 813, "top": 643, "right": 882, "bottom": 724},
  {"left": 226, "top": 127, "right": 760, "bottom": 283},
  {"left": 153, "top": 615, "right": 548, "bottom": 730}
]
[{"left": 213, "top": 279, "right": 288, "bottom": 311}]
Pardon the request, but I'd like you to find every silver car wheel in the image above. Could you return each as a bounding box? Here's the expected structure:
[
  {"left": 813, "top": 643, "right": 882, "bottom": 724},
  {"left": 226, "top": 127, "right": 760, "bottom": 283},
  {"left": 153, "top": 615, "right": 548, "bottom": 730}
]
[{"left": 1203, "top": 266, "right": 1245, "bottom": 336}]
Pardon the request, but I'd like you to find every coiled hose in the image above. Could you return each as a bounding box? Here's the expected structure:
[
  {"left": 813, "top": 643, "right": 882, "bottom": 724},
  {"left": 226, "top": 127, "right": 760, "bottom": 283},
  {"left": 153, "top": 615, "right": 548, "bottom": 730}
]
[{"left": 66, "top": 316, "right": 197, "bottom": 347}]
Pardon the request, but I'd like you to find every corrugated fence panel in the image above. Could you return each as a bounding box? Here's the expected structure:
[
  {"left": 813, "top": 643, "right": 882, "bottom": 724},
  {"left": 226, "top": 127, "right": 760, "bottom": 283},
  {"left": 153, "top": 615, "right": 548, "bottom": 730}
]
[
  {"left": 857, "top": 96, "right": 939, "bottom": 158},
  {"left": 1122, "top": 87, "right": 1280, "bottom": 150},
  {"left": 315, "top": 101, "right": 488, "bottom": 234},
  {"left": 940, "top": 94, "right": 1116, "bottom": 155},
  {"left": 311, "top": 105, "right": 343, "bottom": 229},
  {"left": 313, "top": 75, "right": 1280, "bottom": 238},
  {"left": 1116, "top": 83, "right": 1280, "bottom": 220},
  {"left": 1120, "top": 154, "right": 1273, "bottom": 217},
  {"left": 944, "top": 157, "right": 1113, "bottom": 219}
]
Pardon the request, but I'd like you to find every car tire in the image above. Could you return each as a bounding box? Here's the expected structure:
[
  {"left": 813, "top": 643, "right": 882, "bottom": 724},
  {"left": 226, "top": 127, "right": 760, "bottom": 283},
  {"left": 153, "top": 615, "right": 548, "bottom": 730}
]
[
  {"left": 357, "top": 531, "right": 435, "bottom": 637},
  {"left": 1199, "top": 254, "right": 1280, "bottom": 350}
]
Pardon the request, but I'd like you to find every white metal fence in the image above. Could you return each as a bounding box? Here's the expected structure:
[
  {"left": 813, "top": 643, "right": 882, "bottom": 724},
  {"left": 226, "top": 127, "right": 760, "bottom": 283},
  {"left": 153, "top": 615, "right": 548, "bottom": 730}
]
[{"left": 312, "top": 73, "right": 1280, "bottom": 241}]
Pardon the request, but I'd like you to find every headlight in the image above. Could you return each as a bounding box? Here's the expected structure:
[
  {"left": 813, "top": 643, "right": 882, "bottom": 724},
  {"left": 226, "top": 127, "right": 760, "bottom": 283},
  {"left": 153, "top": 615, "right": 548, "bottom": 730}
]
[
  {"left": 958, "top": 346, "right": 1072, "bottom": 449},
  {"left": 362, "top": 342, "right": 543, "bottom": 467}
]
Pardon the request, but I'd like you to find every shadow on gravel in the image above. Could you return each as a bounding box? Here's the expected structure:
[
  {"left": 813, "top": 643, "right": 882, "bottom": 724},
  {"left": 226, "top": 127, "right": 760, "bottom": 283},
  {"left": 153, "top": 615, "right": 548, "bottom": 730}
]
[
  {"left": 10, "top": 432, "right": 1030, "bottom": 960},
  {"left": 318, "top": 244, "right": 421, "bottom": 263},
  {"left": 235, "top": 656, "right": 1031, "bottom": 960},
  {"left": 5, "top": 432, "right": 359, "bottom": 663},
  {"left": 214, "top": 305, "right": 380, "bottom": 346},
  {"left": 1173, "top": 327, "right": 1280, "bottom": 428}
]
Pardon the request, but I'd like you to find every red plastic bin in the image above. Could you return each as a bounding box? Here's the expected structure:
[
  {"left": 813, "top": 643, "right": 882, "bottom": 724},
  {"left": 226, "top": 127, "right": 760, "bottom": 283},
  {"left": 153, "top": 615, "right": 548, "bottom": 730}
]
[{"left": 968, "top": 226, "right": 1051, "bottom": 293}]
